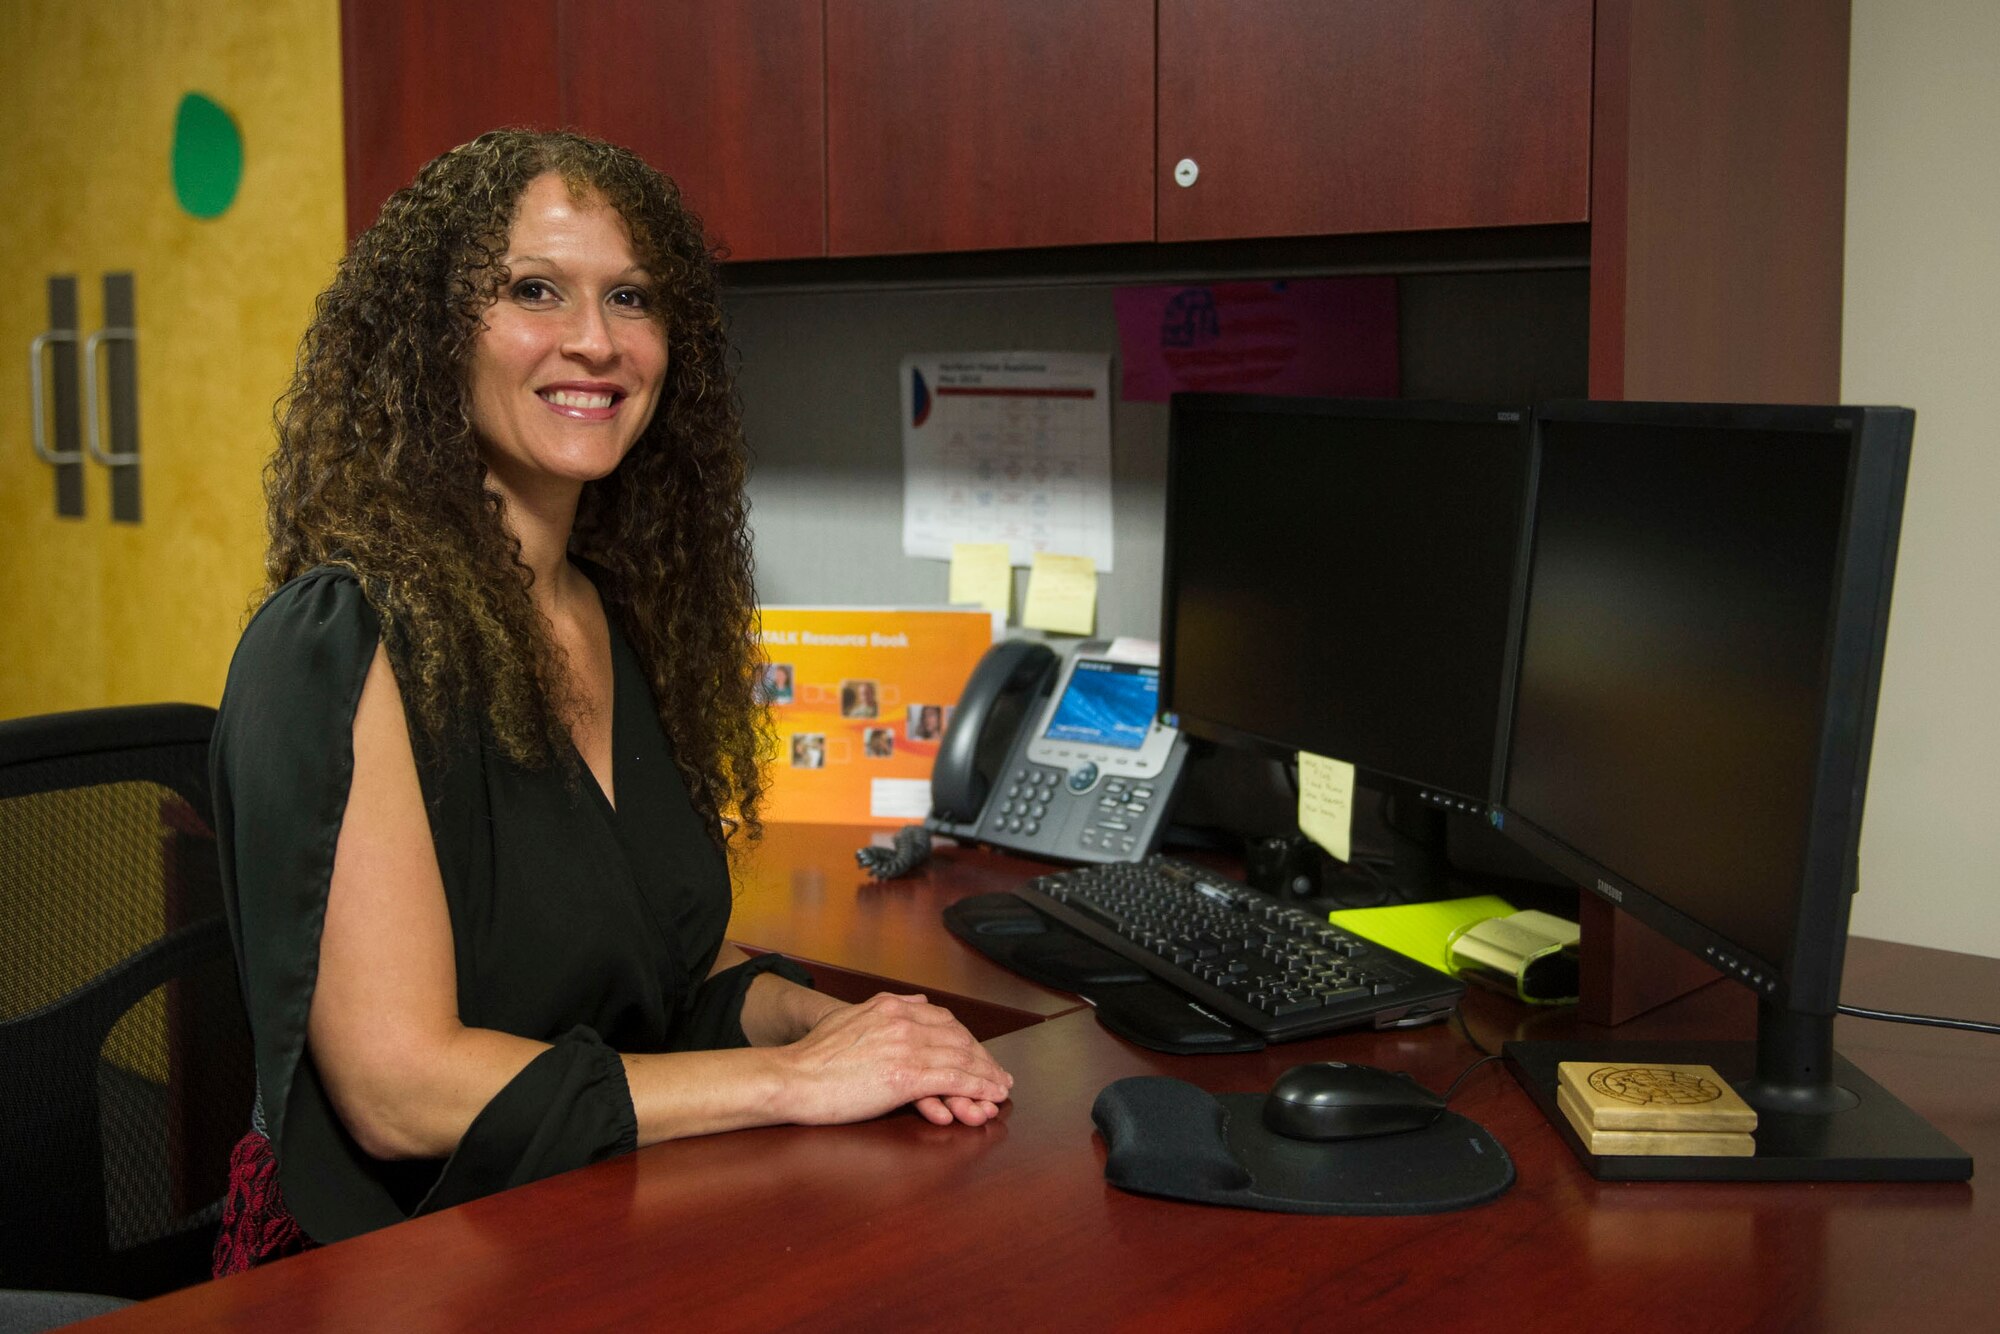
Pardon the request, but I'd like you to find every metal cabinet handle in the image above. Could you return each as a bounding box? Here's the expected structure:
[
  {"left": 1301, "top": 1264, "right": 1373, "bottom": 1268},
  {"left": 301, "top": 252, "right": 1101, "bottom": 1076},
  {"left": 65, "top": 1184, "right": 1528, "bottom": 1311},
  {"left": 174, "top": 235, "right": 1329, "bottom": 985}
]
[
  {"left": 83, "top": 326, "right": 140, "bottom": 466},
  {"left": 29, "top": 329, "right": 83, "bottom": 465}
]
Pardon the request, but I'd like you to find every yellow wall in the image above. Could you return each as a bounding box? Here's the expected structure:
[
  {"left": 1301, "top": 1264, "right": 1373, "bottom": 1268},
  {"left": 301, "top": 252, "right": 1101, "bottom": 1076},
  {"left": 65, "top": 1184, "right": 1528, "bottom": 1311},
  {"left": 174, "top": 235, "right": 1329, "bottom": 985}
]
[{"left": 0, "top": 0, "right": 345, "bottom": 719}]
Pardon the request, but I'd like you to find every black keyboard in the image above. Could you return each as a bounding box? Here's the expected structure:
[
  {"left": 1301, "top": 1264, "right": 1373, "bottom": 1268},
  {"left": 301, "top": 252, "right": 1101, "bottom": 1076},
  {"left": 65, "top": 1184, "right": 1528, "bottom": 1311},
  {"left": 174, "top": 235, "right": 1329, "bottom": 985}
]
[{"left": 1014, "top": 855, "right": 1465, "bottom": 1042}]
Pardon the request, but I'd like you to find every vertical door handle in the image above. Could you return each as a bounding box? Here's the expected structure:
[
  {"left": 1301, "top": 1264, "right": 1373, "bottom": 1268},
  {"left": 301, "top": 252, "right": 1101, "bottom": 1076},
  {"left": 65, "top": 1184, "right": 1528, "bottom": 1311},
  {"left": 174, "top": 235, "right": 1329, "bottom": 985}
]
[
  {"left": 83, "top": 326, "right": 141, "bottom": 466},
  {"left": 29, "top": 329, "right": 84, "bottom": 465}
]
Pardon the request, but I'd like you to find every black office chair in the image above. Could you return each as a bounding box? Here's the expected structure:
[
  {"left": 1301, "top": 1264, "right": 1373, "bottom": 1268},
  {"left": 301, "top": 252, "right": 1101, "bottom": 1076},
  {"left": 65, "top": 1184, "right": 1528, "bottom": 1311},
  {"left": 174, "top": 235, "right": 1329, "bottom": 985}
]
[{"left": 0, "top": 705, "right": 253, "bottom": 1303}]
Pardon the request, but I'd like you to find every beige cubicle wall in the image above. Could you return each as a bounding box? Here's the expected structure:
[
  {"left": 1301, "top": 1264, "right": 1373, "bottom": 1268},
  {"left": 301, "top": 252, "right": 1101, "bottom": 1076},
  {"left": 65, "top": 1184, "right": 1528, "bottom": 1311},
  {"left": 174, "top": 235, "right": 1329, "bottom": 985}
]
[{"left": 1844, "top": 0, "right": 2000, "bottom": 959}]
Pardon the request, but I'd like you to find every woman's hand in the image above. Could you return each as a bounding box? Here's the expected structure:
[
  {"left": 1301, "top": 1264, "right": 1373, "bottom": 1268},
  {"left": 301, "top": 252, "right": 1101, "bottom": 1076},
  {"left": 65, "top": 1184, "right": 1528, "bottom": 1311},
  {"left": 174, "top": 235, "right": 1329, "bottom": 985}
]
[
  {"left": 731, "top": 958, "right": 849, "bottom": 1047},
  {"left": 777, "top": 993, "right": 1013, "bottom": 1128}
]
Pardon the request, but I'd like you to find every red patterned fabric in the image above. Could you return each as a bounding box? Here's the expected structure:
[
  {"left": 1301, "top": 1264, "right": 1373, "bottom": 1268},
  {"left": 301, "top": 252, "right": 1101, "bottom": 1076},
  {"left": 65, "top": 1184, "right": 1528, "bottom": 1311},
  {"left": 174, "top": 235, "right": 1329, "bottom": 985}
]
[{"left": 212, "top": 1131, "right": 318, "bottom": 1276}]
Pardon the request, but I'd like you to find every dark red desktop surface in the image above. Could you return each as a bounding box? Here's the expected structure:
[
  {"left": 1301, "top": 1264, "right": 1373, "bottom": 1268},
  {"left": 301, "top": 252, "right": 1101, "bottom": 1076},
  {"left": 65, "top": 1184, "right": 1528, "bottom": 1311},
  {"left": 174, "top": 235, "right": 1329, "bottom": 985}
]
[{"left": 86, "top": 825, "right": 1992, "bottom": 1332}]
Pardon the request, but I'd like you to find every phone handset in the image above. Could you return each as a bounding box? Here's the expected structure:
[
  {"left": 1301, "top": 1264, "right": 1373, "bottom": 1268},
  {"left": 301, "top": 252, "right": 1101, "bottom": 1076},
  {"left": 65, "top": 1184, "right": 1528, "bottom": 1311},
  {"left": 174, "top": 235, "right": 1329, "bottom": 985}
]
[
  {"left": 928, "top": 639, "right": 1058, "bottom": 824},
  {"left": 925, "top": 637, "right": 1190, "bottom": 866}
]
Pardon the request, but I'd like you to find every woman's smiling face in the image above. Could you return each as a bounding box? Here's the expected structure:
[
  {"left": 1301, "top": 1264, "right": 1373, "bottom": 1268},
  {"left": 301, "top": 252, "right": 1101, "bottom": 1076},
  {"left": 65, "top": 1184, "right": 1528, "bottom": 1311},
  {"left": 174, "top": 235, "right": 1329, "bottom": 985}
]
[{"left": 466, "top": 171, "right": 668, "bottom": 499}]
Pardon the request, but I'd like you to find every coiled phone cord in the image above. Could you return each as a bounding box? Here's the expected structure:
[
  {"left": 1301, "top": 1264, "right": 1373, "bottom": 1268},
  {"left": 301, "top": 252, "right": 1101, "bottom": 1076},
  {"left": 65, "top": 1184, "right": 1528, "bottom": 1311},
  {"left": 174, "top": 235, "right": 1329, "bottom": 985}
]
[{"left": 856, "top": 824, "right": 935, "bottom": 880}]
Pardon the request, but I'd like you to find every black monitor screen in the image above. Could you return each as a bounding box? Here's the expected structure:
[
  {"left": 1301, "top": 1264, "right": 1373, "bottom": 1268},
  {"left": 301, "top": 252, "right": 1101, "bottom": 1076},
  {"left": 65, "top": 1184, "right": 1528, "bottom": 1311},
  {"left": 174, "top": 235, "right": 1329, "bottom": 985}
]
[
  {"left": 1501, "top": 416, "right": 1851, "bottom": 969},
  {"left": 1162, "top": 396, "right": 1532, "bottom": 803},
  {"left": 1489, "top": 405, "right": 1960, "bottom": 1178}
]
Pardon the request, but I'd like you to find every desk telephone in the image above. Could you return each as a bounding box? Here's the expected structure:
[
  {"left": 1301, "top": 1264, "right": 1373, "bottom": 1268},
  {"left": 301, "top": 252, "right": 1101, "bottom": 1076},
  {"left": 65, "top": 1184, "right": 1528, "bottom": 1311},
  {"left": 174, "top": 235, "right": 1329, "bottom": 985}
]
[{"left": 925, "top": 638, "right": 1189, "bottom": 863}]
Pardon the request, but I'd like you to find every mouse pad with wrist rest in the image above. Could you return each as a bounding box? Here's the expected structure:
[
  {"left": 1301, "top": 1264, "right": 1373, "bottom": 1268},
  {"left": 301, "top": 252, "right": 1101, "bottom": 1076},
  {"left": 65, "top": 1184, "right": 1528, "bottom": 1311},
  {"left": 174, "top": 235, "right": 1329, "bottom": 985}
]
[
  {"left": 943, "top": 892, "right": 1265, "bottom": 1054},
  {"left": 1092, "top": 1076, "right": 1515, "bottom": 1214}
]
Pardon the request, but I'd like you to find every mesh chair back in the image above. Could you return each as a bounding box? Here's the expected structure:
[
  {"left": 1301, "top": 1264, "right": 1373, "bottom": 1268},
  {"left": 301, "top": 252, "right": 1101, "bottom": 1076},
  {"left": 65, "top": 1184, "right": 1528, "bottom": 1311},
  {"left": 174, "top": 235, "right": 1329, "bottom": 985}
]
[{"left": 0, "top": 705, "right": 253, "bottom": 1298}]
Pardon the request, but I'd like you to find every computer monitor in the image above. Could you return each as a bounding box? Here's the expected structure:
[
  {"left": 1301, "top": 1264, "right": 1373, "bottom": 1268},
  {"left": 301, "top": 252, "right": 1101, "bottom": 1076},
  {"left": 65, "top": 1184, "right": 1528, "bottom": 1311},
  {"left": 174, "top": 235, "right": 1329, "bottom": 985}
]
[
  {"left": 1493, "top": 399, "right": 1968, "bottom": 1181},
  {"left": 1159, "top": 394, "right": 1533, "bottom": 891}
]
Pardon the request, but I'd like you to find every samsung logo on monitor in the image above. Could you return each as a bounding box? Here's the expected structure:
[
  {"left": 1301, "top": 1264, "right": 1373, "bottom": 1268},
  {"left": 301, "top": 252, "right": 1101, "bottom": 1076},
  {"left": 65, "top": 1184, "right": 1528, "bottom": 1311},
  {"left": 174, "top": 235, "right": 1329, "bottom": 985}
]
[{"left": 1595, "top": 878, "right": 1624, "bottom": 903}]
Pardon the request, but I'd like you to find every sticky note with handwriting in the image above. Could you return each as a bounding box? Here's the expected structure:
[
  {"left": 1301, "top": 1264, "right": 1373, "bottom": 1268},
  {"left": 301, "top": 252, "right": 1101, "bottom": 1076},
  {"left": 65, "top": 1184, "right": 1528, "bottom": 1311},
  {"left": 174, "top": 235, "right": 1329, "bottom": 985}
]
[
  {"left": 1297, "top": 750, "right": 1355, "bottom": 863},
  {"left": 1022, "top": 553, "right": 1096, "bottom": 635},
  {"left": 948, "top": 542, "right": 1013, "bottom": 617}
]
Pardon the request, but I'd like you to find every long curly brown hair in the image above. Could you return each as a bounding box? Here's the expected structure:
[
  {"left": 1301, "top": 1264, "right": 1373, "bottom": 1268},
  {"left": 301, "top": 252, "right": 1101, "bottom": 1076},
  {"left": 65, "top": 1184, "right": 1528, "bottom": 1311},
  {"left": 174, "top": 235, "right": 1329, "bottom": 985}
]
[{"left": 265, "top": 129, "right": 769, "bottom": 850}]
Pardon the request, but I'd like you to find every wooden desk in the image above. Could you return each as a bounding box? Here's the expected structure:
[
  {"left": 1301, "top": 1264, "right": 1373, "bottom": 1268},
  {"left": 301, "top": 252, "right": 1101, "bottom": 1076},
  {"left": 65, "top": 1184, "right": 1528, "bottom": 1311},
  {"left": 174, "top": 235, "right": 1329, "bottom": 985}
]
[{"left": 92, "top": 825, "right": 1992, "bottom": 1331}]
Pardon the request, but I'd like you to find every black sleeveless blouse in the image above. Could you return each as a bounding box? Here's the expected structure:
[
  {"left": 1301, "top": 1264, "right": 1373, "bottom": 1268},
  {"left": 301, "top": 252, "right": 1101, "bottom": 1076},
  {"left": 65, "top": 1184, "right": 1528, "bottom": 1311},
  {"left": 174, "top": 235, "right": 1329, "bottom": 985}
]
[{"left": 211, "top": 566, "right": 806, "bottom": 1243}]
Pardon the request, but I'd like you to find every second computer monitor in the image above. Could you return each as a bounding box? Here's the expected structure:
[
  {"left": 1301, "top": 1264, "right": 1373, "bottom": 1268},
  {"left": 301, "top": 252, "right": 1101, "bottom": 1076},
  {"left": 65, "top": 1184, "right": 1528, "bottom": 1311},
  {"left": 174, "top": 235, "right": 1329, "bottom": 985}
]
[{"left": 1160, "top": 395, "right": 1534, "bottom": 812}]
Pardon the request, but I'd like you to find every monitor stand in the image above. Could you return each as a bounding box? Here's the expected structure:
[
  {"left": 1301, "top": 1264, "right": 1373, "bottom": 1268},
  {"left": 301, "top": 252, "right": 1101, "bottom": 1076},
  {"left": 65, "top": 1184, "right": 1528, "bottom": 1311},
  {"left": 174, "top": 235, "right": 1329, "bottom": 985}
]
[
  {"left": 1505, "top": 1003, "right": 1971, "bottom": 1182},
  {"left": 1381, "top": 795, "right": 1449, "bottom": 900}
]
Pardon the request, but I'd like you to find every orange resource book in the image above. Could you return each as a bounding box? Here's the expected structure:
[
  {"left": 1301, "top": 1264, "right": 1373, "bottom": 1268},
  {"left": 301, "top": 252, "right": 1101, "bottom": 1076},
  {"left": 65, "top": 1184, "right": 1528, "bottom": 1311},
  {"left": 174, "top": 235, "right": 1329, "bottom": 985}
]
[{"left": 758, "top": 607, "right": 999, "bottom": 826}]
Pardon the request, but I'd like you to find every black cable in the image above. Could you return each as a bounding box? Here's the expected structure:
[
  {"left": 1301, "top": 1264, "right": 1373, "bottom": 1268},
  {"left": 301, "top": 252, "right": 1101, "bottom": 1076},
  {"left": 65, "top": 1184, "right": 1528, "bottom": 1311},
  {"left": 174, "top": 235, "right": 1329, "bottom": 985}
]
[
  {"left": 1439, "top": 1053, "right": 1505, "bottom": 1107},
  {"left": 855, "top": 825, "right": 933, "bottom": 880},
  {"left": 1837, "top": 1003, "right": 2000, "bottom": 1035},
  {"left": 1451, "top": 1006, "right": 1496, "bottom": 1059}
]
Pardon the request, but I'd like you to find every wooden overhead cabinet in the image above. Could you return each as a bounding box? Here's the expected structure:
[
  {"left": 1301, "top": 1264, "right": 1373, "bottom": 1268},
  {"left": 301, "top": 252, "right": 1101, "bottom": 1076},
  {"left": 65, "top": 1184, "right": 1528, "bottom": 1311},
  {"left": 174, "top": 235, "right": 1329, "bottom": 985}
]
[
  {"left": 559, "top": 0, "right": 827, "bottom": 261},
  {"left": 824, "top": 0, "right": 1156, "bottom": 257},
  {"left": 340, "top": 0, "right": 562, "bottom": 241},
  {"left": 342, "top": 0, "right": 825, "bottom": 261},
  {"left": 343, "top": 0, "right": 1592, "bottom": 255},
  {"left": 1156, "top": 0, "right": 1593, "bottom": 243}
]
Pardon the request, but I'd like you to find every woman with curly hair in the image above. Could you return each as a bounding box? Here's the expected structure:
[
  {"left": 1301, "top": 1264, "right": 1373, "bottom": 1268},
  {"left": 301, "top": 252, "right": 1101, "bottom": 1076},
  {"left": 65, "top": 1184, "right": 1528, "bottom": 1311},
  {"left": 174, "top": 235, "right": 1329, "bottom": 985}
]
[{"left": 209, "top": 130, "right": 1011, "bottom": 1270}]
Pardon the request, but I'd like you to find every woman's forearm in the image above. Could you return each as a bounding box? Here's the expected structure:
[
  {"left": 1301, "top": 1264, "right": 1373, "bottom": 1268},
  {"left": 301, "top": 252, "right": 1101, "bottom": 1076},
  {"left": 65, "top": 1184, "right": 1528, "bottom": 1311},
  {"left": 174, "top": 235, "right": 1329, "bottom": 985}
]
[
  {"left": 327, "top": 986, "right": 1011, "bottom": 1164},
  {"left": 629, "top": 991, "right": 1013, "bottom": 1141}
]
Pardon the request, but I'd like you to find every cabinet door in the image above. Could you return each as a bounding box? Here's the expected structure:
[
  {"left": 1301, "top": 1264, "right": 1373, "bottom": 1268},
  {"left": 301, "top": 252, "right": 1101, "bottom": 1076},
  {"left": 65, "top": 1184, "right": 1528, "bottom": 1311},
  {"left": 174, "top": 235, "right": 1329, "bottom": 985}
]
[
  {"left": 560, "top": 0, "right": 825, "bottom": 261},
  {"left": 340, "top": 0, "right": 562, "bottom": 240},
  {"left": 825, "top": 0, "right": 1154, "bottom": 257},
  {"left": 1158, "top": 0, "right": 1592, "bottom": 243}
]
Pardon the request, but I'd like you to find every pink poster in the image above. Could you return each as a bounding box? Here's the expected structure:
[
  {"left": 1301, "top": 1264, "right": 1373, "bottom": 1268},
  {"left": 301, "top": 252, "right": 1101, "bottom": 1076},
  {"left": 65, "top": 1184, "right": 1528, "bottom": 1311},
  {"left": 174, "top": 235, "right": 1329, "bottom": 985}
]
[{"left": 1112, "top": 277, "right": 1399, "bottom": 403}]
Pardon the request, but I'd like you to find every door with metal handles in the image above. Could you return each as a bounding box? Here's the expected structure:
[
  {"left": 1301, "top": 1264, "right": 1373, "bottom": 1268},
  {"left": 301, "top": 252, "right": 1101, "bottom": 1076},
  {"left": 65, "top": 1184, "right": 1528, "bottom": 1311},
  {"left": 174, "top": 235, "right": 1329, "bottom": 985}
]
[
  {"left": 28, "top": 277, "right": 84, "bottom": 517},
  {"left": 28, "top": 272, "right": 141, "bottom": 522}
]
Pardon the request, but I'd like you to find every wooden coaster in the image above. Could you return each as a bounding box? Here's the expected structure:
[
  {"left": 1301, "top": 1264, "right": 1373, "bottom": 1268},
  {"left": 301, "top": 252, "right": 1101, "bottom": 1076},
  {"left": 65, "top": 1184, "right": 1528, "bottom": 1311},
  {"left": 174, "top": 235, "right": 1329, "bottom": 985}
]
[
  {"left": 1556, "top": 1060, "right": 1757, "bottom": 1132},
  {"left": 1557, "top": 1085, "right": 1755, "bottom": 1157}
]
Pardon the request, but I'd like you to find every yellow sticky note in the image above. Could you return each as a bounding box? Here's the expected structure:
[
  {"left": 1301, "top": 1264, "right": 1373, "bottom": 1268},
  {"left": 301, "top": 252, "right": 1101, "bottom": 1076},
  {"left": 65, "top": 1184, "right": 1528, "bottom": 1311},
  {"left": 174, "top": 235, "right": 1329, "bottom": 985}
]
[
  {"left": 1021, "top": 553, "right": 1096, "bottom": 635},
  {"left": 948, "top": 542, "right": 1013, "bottom": 616},
  {"left": 1297, "top": 750, "right": 1355, "bottom": 862}
]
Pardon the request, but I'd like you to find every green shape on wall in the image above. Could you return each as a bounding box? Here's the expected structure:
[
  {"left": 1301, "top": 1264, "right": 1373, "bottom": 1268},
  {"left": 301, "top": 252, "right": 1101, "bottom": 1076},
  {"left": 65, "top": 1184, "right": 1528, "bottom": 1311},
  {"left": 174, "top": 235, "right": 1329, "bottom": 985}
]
[{"left": 172, "top": 92, "right": 243, "bottom": 219}]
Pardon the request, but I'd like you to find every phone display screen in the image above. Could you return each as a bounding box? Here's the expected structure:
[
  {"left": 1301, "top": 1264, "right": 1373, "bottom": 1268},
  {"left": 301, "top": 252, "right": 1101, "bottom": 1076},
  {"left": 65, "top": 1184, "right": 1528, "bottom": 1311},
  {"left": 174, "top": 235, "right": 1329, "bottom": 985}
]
[{"left": 1041, "top": 660, "right": 1159, "bottom": 750}]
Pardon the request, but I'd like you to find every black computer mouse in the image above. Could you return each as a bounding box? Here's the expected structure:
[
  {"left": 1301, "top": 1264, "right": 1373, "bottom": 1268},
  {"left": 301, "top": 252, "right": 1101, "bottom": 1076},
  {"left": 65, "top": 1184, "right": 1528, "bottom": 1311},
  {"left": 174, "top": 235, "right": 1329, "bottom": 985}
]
[{"left": 1261, "top": 1061, "right": 1447, "bottom": 1141}]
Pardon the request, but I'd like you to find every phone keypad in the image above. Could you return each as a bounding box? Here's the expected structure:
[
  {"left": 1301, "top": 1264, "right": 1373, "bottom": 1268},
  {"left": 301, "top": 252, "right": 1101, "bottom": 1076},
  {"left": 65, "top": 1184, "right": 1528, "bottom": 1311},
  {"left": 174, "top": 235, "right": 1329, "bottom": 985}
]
[
  {"left": 990, "top": 766, "right": 1159, "bottom": 855},
  {"left": 994, "top": 767, "right": 1062, "bottom": 836}
]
